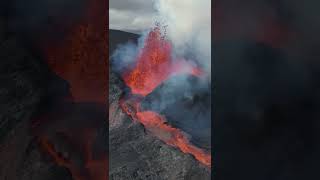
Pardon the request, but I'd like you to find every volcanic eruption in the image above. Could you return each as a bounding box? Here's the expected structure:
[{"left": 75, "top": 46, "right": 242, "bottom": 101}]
[
  {"left": 122, "top": 26, "right": 203, "bottom": 96},
  {"left": 109, "top": 0, "right": 211, "bottom": 178},
  {"left": 118, "top": 25, "right": 211, "bottom": 167}
]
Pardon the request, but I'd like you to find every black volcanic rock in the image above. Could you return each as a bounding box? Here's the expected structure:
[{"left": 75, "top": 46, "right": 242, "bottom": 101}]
[
  {"left": 109, "top": 118, "right": 210, "bottom": 180},
  {"left": 0, "top": 36, "right": 71, "bottom": 141},
  {"left": 0, "top": 38, "right": 46, "bottom": 141},
  {"left": 0, "top": 120, "right": 72, "bottom": 180}
]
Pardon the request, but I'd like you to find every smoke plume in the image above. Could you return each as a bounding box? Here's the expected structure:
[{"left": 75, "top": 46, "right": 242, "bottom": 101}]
[{"left": 154, "top": 0, "right": 211, "bottom": 76}]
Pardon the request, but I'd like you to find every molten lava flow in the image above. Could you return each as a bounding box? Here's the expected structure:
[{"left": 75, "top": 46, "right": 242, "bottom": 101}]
[
  {"left": 120, "top": 26, "right": 211, "bottom": 167},
  {"left": 136, "top": 111, "right": 211, "bottom": 167},
  {"left": 39, "top": 130, "right": 107, "bottom": 180},
  {"left": 120, "top": 98, "right": 211, "bottom": 167},
  {"left": 123, "top": 26, "right": 202, "bottom": 96},
  {"left": 32, "top": 103, "right": 108, "bottom": 180}
]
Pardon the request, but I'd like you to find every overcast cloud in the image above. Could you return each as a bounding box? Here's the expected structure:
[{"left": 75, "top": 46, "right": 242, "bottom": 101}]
[{"left": 109, "top": 0, "right": 156, "bottom": 33}]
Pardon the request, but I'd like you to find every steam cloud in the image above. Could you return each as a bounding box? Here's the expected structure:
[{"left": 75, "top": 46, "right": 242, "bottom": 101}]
[{"left": 154, "top": 0, "right": 211, "bottom": 76}]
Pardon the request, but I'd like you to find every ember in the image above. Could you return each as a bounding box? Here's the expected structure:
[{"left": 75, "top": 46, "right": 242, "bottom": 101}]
[{"left": 120, "top": 25, "right": 211, "bottom": 167}]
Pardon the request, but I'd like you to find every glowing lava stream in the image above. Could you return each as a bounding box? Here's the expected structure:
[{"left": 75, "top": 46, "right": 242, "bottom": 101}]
[
  {"left": 120, "top": 26, "right": 211, "bottom": 167},
  {"left": 39, "top": 131, "right": 108, "bottom": 180}
]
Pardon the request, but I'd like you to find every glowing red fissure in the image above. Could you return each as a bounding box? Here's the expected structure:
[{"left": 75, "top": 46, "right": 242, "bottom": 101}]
[{"left": 120, "top": 26, "right": 211, "bottom": 167}]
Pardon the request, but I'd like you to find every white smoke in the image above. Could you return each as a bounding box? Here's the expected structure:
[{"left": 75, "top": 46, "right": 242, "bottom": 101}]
[{"left": 153, "top": 0, "right": 211, "bottom": 76}]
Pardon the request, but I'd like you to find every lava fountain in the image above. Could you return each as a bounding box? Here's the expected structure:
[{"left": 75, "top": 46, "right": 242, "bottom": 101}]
[{"left": 119, "top": 25, "right": 211, "bottom": 167}]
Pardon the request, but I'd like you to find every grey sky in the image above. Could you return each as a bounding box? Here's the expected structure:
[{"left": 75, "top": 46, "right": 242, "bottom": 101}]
[{"left": 109, "top": 0, "right": 156, "bottom": 33}]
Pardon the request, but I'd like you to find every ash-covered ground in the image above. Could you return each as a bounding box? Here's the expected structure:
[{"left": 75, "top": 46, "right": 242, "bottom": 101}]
[{"left": 109, "top": 30, "right": 211, "bottom": 180}]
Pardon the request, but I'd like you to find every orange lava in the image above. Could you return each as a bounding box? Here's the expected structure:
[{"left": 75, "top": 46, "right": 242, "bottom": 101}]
[
  {"left": 120, "top": 26, "right": 211, "bottom": 167},
  {"left": 137, "top": 111, "right": 211, "bottom": 167},
  {"left": 123, "top": 26, "right": 202, "bottom": 96}
]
